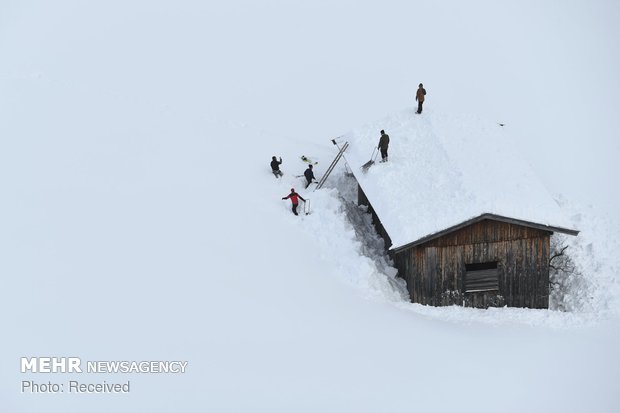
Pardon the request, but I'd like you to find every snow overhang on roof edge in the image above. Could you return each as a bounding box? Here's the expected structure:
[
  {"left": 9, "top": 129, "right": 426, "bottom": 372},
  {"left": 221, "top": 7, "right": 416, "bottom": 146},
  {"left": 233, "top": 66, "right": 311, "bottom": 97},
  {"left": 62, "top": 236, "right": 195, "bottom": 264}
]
[{"left": 389, "top": 213, "right": 579, "bottom": 253}]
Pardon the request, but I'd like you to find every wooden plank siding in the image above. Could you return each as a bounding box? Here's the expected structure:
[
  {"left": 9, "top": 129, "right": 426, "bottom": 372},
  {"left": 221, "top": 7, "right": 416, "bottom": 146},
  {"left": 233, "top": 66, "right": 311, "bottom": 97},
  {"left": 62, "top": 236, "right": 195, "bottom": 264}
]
[{"left": 392, "top": 220, "right": 551, "bottom": 308}]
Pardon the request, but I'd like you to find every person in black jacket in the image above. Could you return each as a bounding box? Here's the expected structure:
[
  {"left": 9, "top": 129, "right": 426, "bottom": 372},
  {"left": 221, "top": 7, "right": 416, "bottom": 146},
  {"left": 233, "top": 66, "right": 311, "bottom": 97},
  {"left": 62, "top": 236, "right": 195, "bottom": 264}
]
[
  {"left": 304, "top": 164, "right": 317, "bottom": 188},
  {"left": 270, "top": 156, "right": 283, "bottom": 178}
]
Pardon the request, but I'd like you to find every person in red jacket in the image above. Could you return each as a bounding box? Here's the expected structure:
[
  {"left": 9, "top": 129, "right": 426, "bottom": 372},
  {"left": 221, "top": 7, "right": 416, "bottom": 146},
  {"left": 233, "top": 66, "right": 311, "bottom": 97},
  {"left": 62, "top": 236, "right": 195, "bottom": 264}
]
[{"left": 282, "top": 188, "right": 306, "bottom": 216}]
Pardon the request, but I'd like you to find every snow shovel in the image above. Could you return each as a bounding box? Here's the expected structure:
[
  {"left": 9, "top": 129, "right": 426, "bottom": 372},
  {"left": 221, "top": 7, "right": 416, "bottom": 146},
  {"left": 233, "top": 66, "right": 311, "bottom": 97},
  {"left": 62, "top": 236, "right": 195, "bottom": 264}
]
[{"left": 361, "top": 148, "right": 379, "bottom": 172}]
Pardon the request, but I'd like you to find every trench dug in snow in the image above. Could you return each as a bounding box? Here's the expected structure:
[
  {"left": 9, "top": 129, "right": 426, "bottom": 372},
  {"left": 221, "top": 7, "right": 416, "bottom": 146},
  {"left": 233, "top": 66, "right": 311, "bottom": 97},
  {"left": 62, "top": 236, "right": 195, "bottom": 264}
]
[
  {"left": 331, "top": 173, "right": 408, "bottom": 300},
  {"left": 311, "top": 166, "right": 615, "bottom": 328}
]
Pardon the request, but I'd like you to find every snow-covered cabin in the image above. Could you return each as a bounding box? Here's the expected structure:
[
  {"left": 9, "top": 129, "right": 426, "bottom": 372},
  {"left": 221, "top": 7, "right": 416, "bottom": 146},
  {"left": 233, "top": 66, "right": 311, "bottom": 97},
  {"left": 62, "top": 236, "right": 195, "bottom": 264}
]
[{"left": 344, "top": 109, "right": 578, "bottom": 308}]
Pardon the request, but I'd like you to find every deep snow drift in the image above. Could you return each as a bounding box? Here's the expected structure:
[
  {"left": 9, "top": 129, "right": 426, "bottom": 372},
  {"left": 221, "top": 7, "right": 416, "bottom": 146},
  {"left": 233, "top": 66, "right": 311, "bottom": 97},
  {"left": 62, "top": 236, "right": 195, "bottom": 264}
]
[
  {"left": 2, "top": 108, "right": 618, "bottom": 412},
  {"left": 1, "top": 1, "right": 619, "bottom": 413}
]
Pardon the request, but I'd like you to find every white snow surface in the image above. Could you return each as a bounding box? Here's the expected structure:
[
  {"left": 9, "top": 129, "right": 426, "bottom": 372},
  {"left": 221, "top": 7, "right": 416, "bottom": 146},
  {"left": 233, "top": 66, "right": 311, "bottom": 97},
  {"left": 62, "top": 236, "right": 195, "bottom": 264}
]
[
  {"left": 1, "top": 1, "right": 620, "bottom": 412},
  {"left": 346, "top": 109, "right": 577, "bottom": 249}
]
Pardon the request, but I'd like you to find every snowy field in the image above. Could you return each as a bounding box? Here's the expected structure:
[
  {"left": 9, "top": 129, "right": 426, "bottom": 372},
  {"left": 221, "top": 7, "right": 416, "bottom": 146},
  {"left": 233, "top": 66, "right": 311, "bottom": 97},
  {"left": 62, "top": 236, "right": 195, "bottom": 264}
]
[{"left": 1, "top": 1, "right": 619, "bottom": 412}]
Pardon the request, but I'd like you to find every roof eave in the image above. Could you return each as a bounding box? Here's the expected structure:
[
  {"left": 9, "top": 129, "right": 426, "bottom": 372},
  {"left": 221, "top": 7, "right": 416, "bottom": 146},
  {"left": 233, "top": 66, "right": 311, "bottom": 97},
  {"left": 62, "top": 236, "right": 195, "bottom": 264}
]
[{"left": 391, "top": 213, "right": 579, "bottom": 253}]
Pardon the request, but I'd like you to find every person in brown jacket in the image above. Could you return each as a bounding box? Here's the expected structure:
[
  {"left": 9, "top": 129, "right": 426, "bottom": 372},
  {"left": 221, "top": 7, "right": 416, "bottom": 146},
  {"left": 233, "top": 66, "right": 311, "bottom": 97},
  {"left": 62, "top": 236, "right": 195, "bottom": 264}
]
[
  {"left": 377, "top": 130, "right": 390, "bottom": 162},
  {"left": 416, "top": 83, "right": 426, "bottom": 114}
]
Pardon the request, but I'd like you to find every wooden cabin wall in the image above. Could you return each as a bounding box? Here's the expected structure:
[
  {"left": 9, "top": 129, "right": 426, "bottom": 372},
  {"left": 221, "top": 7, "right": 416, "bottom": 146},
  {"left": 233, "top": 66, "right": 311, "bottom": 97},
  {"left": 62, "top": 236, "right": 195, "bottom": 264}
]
[{"left": 392, "top": 220, "right": 551, "bottom": 309}]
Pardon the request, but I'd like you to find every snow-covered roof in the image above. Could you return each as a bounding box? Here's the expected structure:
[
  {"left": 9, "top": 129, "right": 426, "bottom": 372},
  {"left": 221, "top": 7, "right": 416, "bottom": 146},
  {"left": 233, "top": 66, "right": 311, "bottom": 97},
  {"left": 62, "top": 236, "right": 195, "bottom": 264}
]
[{"left": 344, "top": 108, "right": 578, "bottom": 251}]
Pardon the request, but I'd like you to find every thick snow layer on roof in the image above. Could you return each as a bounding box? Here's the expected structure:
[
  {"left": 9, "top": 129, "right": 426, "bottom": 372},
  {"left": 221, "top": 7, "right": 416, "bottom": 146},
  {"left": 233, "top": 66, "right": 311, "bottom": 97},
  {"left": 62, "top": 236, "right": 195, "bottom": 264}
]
[{"left": 345, "top": 108, "right": 576, "bottom": 250}]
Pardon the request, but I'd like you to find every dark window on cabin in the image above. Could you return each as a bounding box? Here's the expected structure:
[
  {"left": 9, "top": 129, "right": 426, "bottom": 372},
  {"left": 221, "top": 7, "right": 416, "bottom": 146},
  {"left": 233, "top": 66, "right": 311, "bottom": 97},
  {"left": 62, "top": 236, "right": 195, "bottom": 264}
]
[{"left": 464, "top": 262, "right": 499, "bottom": 293}]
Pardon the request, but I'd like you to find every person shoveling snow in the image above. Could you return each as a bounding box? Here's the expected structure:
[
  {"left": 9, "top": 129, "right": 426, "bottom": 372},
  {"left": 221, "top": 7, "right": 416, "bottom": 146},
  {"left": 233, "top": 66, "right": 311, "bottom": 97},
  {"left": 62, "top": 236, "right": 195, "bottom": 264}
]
[
  {"left": 361, "top": 129, "right": 389, "bottom": 172},
  {"left": 377, "top": 129, "right": 389, "bottom": 162}
]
